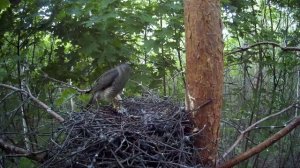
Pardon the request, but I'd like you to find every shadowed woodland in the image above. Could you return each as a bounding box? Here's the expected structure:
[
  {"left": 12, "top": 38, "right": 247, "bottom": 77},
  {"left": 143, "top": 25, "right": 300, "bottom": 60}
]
[{"left": 0, "top": 0, "right": 300, "bottom": 167}]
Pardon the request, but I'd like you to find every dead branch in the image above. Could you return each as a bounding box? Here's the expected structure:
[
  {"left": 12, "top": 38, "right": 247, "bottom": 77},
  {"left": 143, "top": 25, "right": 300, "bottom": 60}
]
[
  {"left": 0, "top": 83, "right": 64, "bottom": 122},
  {"left": 187, "top": 98, "right": 212, "bottom": 116},
  {"left": 0, "top": 90, "right": 17, "bottom": 103},
  {"left": 42, "top": 72, "right": 91, "bottom": 93},
  {"left": 218, "top": 116, "right": 300, "bottom": 168},
  {"left": 226, "top": 41, "right": 300, "bottom": 55},
  {"left": 0, "top": 138, "right": 47, "bottom": 162},
  {"left": 221, "top": 104, "right": 295, "bottom": 159}
]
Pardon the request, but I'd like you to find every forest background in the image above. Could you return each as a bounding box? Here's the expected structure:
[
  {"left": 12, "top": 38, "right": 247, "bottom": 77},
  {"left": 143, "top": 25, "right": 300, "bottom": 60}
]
[{"left": 0, "top": 0, "right": 300, "bottom": 167}]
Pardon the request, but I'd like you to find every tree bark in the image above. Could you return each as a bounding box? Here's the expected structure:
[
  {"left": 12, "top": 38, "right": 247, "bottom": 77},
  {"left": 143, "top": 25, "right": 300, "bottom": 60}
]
[{"left": 184, "top": 0, "right": 223, "bottom": 166}]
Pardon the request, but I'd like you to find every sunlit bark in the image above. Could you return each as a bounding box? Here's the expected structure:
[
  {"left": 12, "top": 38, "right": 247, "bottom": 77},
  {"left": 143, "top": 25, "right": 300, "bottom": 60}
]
[{"left": 184, "top": 0, "right": 223, "bottom": 166}]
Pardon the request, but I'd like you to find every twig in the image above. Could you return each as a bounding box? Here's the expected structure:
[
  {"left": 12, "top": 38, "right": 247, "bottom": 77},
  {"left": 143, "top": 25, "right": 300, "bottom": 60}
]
[
  {"left": 0, "top": 83, "right": 64, "bottom": 122},
  {"left": 110, "top": 149, "right": 125, "bottom": 168},
  {"left": 0, "top": 138, "right": 47, "bottom": 162},
  {"left": 186, "top": 99, "right": 212, "bottom": 114},
  {"left": 226, "top": 41, "right": 300, "bottom": 55},
  {"left": 0, "top": 91, "right": 18, "bottom": 103},
  {"left": 221, "top": 119, "right": 241, "bottom": 133},
  {"left": 221, "top": 104, "right": 295, "bottom": 159},
  {"left": 42, "top": 72, "right": 91, "bottom": 93},
  {"left": 218, "top": 116, "right": 300, "bottom": 168},
  {"left": 129, "top": 79, "right": 153, "bottom": 95}
]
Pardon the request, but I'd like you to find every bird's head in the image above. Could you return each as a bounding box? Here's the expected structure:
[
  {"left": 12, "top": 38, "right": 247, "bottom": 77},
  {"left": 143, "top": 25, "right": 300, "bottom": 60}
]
[
  {"left": 124, "top": 61, "right": 134, "bottom": 66},
  {"left": 120, "top": 62, "right": 132, "bottom": 71}
]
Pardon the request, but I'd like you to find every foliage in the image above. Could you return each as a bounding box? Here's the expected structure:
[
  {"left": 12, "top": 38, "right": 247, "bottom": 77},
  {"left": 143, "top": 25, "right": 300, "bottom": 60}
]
[
  {"left": 0, "top": 0, "right": 185, "bottom": 166},
  {"left": 221, "top": 0, "right": 300, "bottom": 167},
  {"left": 0, "top": 0, "right": 300, "bottom": 167}
]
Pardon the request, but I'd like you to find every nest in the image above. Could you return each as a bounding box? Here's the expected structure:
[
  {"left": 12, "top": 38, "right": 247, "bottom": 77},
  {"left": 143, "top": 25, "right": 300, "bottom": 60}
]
[{"left": 42, "top": 96, "right": 201, "bottom": 167}]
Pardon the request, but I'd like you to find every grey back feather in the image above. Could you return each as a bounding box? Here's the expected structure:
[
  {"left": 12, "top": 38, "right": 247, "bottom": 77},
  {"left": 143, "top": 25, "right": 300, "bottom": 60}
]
[{"left": 91, "top": 68, "right": 119, "bottom": 93}]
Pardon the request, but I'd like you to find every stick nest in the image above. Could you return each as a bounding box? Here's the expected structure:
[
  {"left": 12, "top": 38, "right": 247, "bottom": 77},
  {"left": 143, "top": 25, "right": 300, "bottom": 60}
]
[{"left": 42, "top": 96, "right": 200, "bottom": 167}]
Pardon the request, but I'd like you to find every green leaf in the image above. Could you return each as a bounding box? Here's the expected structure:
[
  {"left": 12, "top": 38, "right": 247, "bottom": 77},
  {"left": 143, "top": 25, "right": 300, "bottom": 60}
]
[
  {"left": 55, "top": 88, "right": 77, "bottom": 106},
  {"left": 0, "top": 68, "right": 7, "bottom": 82},
  {"left": 19, "top": 157, "right": 36, "bottom": 168},
  {"left": 0, "top": 0, "right": 10, "bottom": 11},
  {"left": 100, "top": 0, "right": 116, "bottom": 9},
  {"left": 78, "top": 32, "right": 100, "bottom": 55},
  {"left": 77, "top": 94, "right": 90, "bottom": 103}
]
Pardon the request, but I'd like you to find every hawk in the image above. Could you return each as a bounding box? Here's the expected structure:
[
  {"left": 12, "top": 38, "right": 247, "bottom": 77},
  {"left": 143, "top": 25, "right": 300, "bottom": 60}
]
[{"left": 86, "top": 63, "right": 131, "bottom": 111}]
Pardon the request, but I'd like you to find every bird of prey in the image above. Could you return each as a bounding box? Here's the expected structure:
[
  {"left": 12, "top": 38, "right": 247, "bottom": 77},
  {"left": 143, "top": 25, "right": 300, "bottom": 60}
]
[{"left": 86, "top": 63, "right": 131, "bottom": 111}]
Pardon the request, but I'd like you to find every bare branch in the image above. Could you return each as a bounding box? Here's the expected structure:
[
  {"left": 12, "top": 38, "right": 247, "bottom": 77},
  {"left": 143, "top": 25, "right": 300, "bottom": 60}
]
[
  {"left": 0, "top": 90, "right": 18, "bottom": 103},
  {"left": 218, "top": 116, "right": 300, "bottom": 168},
  {"left": 222, "top": 104, "right": 295, "bottom": 159},
  {"left": 226, "top": 41, "right": 300, "bottom": 55},
  {"left": 0, "top": 138, "right": 47, "bottom": 162},
  {"left": 42, "top": 72, "right": 91, "bottom": 93},
  {"left": 0, "top": 83, "right": 64, "bottom": 122}
]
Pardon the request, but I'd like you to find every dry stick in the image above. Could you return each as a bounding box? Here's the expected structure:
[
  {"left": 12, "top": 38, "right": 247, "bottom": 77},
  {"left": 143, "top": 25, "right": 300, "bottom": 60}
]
[
  {"left": 186, "top": 99, "right": 212, "bottom": 115},
  {"left": 43, "top": 72, "right": 90, "bottom": 93},
  {"left": 222, "top": 104, "right": 295, "bottom": 159},
  {"left": 218, "top": 116, "right": 300, "bottom": 168},
  {"left": 0, "top": 83, "right": 64, "bottom": 122},
  {"left": 129, "top": 79, "right": 152, "bottom": 95},
  {"left": 110, "top": 149, "right": 125, "bottom": 168},
  {"left": 0, "top": 138, "right": 46, "bottom": 162},
  {"left": 226, "top": 41, "right": 300, "bottom": 55},
  {"left": 0, "top": 90, "right": 17, "bottom": 102},
  {"left": 0, "top": 138, "right": 29, "bottom": 155}
]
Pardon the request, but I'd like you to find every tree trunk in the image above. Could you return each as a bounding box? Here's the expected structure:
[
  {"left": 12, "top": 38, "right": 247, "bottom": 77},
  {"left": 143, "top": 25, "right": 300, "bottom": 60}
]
[{"left": 184, "top": 0, "right": 223, "bottom": 166}]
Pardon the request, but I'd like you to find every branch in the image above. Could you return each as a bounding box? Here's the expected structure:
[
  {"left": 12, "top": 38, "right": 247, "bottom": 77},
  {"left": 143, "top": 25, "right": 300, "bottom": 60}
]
[
  {"left": 0, "top": 138, "right": 47, "bottom": 162},
  {"left": 42, "top": 72, "right": 91, "bottom": 93},
  {"left": 0, "top": 84, "right": 64, "bottom": 122},
  {"left": 222, "top": 104, "right": 294, "bottom": 159},
  {"left": 226, "top": 41, "right": 300, "bottom": 55},
  {"left": 218, "top": 116, "right": 300, "bottom": 168}
]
